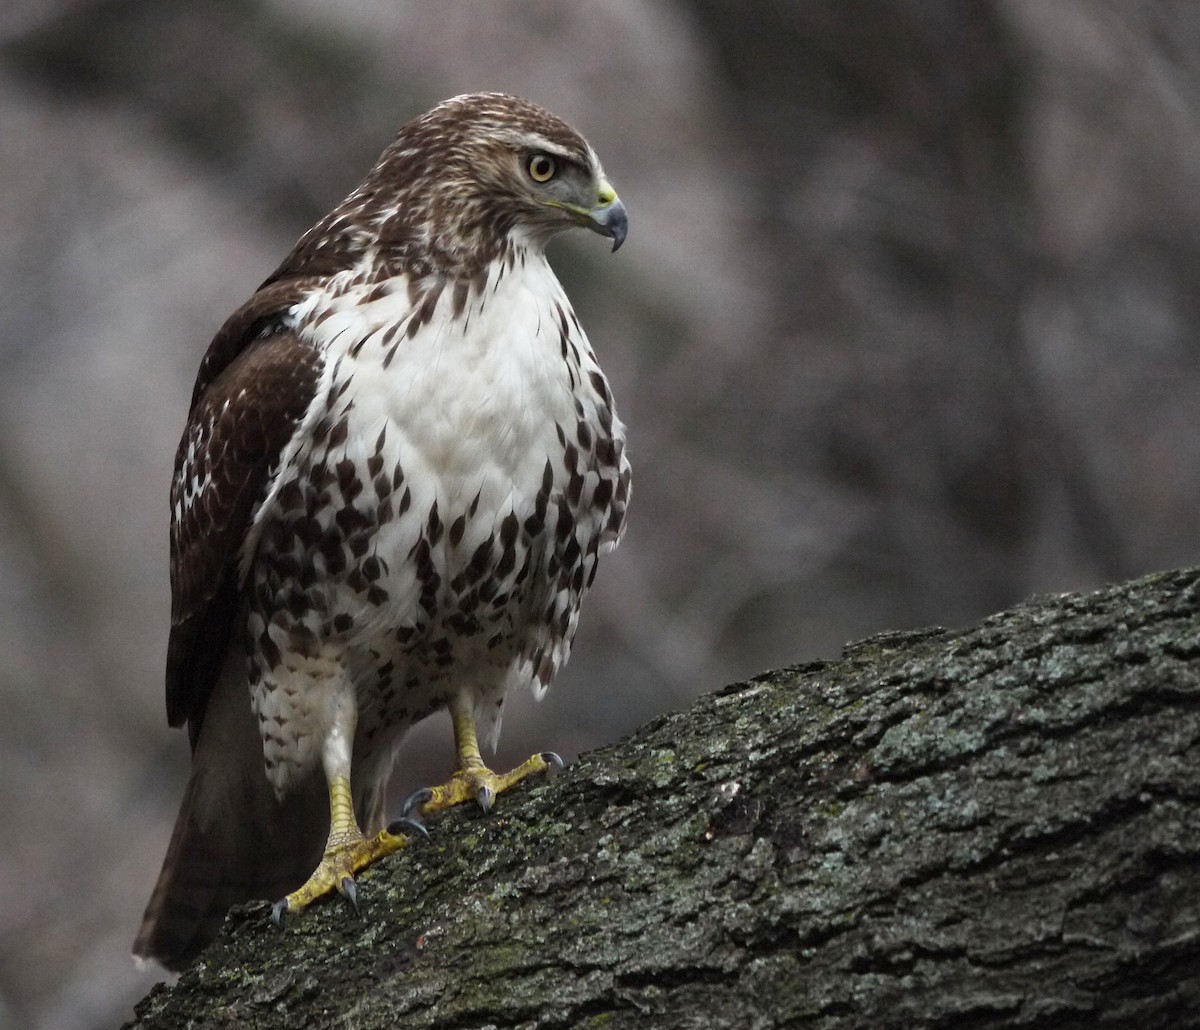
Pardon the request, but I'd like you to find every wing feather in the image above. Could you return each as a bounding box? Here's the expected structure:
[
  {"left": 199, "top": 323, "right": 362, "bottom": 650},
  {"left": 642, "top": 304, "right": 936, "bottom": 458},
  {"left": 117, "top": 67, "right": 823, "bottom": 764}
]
[{"left": 167, "top": 295, "right": 324, "bottom": 748}]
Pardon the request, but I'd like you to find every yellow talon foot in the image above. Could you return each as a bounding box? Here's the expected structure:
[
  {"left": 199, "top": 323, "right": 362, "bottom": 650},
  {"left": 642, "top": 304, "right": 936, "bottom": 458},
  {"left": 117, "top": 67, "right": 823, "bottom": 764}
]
[
  {"left": 272, "top": 826, "right": 409, "bottom": 921},
  {"left": 407, "top": 751, "right": 563, "bottom": 818}
]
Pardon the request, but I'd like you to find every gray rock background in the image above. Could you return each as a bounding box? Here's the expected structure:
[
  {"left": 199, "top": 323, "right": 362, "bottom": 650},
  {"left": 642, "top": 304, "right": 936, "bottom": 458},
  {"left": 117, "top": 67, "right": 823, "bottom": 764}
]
[{"left": 1, "top": 2, "right": 1197, "bottom": 1026}]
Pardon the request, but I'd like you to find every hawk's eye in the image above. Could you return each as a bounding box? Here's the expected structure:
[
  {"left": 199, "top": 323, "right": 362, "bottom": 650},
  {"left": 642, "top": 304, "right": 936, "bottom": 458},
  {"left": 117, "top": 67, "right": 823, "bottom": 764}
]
[{"left": 527, "top": 154, "right": 557, "bottom": 183}]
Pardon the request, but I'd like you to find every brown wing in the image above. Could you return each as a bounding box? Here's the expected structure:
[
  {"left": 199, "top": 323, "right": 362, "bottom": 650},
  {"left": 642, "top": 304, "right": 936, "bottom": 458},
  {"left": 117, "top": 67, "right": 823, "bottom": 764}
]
[{"left": 167, "top": 289, "right": 324, "bottom": 748}]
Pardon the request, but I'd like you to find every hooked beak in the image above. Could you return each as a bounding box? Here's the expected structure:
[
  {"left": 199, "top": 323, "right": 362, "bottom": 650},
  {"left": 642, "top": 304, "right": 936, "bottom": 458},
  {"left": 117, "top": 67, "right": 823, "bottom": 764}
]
[{"left": 588, "top": 183, "right": 628, "bottom": 252}]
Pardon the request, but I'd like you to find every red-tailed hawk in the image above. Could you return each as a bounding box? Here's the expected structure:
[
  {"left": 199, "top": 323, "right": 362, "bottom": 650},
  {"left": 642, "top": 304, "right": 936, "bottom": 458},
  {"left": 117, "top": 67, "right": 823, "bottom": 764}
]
[{"left": 134, "top": 93, "right": 630, "bottom": 969}]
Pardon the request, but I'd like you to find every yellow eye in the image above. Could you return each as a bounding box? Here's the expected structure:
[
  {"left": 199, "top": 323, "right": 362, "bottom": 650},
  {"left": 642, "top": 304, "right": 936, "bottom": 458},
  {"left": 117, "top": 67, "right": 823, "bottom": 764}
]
[{"left": 527, "top": 154, "right": 557, "bottom": 183}]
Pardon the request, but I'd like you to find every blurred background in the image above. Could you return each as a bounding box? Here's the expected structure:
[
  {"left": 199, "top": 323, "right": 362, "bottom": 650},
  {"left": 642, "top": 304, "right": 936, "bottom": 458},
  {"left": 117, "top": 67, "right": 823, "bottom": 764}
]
[{"left": 1, "top": 0, "right": 1198, "bottom": 1025}]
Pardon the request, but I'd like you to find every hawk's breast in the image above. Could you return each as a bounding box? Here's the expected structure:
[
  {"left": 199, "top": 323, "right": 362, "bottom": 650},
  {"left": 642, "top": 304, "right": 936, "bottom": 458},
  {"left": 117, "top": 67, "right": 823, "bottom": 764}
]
[{"left": 245, "top": 254, "right": 629, "bottom": 776}]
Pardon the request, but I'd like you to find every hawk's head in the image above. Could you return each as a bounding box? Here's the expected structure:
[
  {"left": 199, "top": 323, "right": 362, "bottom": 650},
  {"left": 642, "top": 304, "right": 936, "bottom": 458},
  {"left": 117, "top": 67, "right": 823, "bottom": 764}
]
[{"left": 275, "top": 93, "right": 627, "bottom": 285}]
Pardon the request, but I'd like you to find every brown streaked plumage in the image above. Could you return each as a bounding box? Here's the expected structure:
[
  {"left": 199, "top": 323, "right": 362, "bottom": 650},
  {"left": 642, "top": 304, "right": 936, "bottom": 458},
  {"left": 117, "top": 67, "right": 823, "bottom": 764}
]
[{"left": 135, "top": 93, "right": 630, "bottom": 969}]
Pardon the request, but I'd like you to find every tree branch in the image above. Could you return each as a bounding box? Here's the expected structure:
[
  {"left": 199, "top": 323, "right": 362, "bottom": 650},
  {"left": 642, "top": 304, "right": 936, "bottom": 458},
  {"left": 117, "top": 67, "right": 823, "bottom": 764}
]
[{"left": 126, "top": 566, "right": 1200, "bottom": 1029}]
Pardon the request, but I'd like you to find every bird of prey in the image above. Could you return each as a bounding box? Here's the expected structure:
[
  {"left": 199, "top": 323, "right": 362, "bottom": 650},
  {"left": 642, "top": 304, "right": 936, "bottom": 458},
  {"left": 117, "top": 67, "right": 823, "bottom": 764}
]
[{"left": 134, "top": 93, "right": 630, "bottom": 969}]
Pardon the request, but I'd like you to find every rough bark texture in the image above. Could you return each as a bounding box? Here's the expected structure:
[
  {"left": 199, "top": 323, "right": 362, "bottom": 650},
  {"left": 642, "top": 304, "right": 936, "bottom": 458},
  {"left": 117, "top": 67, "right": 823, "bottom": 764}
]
[{"left": 125, "top": 567, "right": 1200, "bottom": 1029}]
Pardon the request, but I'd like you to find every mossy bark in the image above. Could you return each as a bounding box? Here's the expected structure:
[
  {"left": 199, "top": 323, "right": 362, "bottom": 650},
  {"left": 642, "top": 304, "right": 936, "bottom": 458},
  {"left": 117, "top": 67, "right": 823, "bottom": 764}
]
[{"left": 125, "top": 567, "right": 1200, "bottom": 1029}]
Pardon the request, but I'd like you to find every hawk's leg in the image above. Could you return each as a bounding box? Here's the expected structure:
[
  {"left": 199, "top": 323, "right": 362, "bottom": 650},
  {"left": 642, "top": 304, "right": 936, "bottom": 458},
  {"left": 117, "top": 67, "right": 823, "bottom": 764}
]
[
  {"left": 273, "top": 698, "right": 411, "bottom": 920},
  {"left": 272, "top": 775, "right": 409, "bottom": 920},
  {"left": 406, "top": 693, "right": 562, "bottom": 817}
]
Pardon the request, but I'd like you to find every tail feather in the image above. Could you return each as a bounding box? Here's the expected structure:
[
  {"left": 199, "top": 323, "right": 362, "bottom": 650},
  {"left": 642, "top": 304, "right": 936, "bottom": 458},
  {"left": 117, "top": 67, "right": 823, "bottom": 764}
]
[{"left": 134, "top": 656, "right": 327, "bottom": 970}]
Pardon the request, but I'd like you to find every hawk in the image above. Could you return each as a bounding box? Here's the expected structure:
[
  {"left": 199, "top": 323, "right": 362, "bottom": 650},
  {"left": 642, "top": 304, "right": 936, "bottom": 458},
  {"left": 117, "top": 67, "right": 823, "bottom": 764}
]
[{"left": 134, "top": 93, "right": 630, "bottom": 969}]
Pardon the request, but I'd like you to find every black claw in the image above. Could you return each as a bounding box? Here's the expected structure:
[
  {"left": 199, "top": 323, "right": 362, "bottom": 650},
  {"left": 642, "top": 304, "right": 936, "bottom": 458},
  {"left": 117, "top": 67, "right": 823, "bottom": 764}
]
[
  {"left": 475, "top": 785, "right": 495, "bottom": 813},
  {"left": 401, "top": 787, "right": 434, "bottom": 817},
  {"left": 387, "top": 816, "right": 429, "bottom": 839},
  {"left": 541, "top": 751, "right": 565, "bottom": 774},
  {"left": 340, "top": 876, "right": 359, "bottom": 914},
  {"left": 270, "top": 899, "right": 289, "bottom": 926}
]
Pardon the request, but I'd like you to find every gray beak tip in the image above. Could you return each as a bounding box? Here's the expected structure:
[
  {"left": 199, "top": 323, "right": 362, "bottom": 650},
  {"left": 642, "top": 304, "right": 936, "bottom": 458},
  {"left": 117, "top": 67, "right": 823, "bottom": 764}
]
[{"left": 590, "top": 197, "right": 628, "bottom": 253}]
